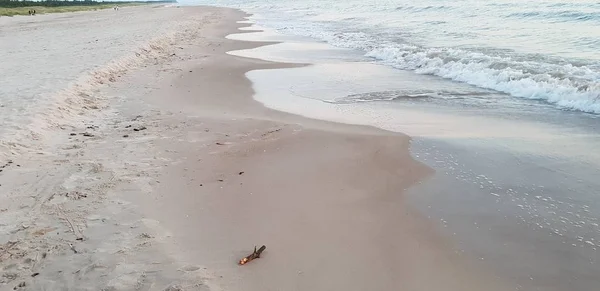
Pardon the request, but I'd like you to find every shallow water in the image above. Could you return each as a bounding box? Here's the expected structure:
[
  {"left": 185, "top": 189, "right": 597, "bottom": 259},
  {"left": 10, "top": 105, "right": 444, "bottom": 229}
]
[{"left": 408, "top": 137, "right": 600, "bottom": 291}]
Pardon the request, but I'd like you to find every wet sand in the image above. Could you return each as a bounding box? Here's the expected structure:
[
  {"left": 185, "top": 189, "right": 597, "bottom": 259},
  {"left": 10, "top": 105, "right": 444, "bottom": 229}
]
[
  {"left": 226, "top": 22, "right": 600, "bottom": 291},
  {"left": 1, "top": 5, "right": 513, "bottom": 291}
]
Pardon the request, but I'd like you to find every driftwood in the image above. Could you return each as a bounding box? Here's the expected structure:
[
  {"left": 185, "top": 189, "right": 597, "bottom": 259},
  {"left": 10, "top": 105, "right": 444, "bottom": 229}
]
[{"left": 238, "top": 245, "right": 266, "bottom": 265}]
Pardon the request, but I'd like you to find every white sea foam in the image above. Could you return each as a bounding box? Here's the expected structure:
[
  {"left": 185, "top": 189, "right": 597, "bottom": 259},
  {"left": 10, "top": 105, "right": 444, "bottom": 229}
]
[{"left": 365, "top": 45, "right": 600, "bottom": 113}]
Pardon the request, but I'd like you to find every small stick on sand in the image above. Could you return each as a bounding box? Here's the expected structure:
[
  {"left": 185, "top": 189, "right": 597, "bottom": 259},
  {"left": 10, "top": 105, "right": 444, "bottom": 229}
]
[{"left": 238, "top": 245, "right": 266, "bottom": 265}]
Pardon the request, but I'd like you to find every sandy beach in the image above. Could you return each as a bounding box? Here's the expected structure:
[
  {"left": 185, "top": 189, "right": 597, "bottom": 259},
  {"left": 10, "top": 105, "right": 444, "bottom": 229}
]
[
  {"left": 12, "top": 3, "right": 600, "bottom": 291},
  {"left": 119, "top": 8, "right": 519, "bottom": 291},
  {"left": 0, "top": 5, "right": 509, "bottom": 291}
]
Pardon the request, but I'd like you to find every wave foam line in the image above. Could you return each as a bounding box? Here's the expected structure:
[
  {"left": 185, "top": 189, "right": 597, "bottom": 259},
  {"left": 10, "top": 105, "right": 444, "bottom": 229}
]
[{"left": 365, "top": 45, "right": 600, "bottom": 113}]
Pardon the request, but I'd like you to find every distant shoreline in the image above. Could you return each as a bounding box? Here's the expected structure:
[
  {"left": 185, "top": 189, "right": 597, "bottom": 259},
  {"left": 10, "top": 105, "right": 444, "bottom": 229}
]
[{"left": 0, "top": 0, "right": 177, "bottom": 16}]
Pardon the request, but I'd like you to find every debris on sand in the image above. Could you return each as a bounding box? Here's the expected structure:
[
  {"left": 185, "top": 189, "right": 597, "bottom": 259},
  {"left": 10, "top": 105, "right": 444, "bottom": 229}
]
[
  {"left": 238, "top": 245, "right": 266, "bottom": 265},
  {"left": 69, "top": 243, "right": 78, "bottom": 254},
  {"left": 164, "top": 285, "right": 183, "bottom": 291},
  {"left": 138, "top": 233, "right": 153, "bottom": 239},
  {"left": 15, "top": 281, "right": 26, "bottom": 289},
  {"left": 0, "top": 241, "right": 19, "bottom": 261}
]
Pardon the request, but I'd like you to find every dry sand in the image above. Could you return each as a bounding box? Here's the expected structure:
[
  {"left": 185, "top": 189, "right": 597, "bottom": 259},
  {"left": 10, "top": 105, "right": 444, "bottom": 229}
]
[{"left": 1, "top": 5, "right": 510, "bottom": 291}]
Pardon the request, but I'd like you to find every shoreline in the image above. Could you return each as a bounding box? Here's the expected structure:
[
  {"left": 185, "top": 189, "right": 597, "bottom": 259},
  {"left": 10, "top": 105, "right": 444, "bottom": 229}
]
[
  {"left": 115, "top": 7, "right": 515, "bottom": 291},
  {"left": 223, "top": 12, "right": 600, "bottom": 291},
  {"left": 0, "top": 5, "right": 525, "bottom": 291}
]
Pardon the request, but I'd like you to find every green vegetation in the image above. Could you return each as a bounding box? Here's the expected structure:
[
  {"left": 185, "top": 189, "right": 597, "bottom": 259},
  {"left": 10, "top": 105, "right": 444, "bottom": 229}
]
[
  {"left": 0, "top": 4, "right": 123, "bottom": 16},
  {"left": 0, "top": 0, "right": 177, "bottom": 16}
]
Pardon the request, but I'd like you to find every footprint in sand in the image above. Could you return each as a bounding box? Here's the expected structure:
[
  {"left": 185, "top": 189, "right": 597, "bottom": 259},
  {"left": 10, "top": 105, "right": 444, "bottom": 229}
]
[{"left": 181, "top": 265, "right": 201, "bottom": 272}]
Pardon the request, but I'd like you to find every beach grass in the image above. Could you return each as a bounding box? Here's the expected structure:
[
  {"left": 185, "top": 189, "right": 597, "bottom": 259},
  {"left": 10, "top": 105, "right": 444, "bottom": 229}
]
[{"left": 0, "top": 3, "right": 142, "bottom": 17}]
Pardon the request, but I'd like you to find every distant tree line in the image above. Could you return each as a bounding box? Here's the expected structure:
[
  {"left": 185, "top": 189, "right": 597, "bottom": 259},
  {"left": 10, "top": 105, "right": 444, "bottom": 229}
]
[{"left": 0, "top": 0, "right": 177, "bottom": 8}]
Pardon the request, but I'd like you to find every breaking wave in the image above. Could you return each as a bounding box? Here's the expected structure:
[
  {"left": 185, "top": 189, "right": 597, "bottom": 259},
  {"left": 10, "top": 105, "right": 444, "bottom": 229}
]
[{"left": 365, "top": 44, "right": 600, "bottom": 113}]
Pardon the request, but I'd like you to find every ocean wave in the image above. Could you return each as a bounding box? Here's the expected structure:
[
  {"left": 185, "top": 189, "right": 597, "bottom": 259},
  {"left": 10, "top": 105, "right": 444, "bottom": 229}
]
[
  {"left": 329, "top": 90, "right": 492, "bottom": 104},
  {"left": 395, "top": 5, "right": 455, "bottom": 13},
  {"left": 227, "top": 0, "right": 600, "bottom": 114},
  {"left": 506, "top": 10, "right": 600, "bottom": 23},
  {"left": 365, "top": 45, "right": 600, "bottom": 113},
  {"left": 261, "top": 22, "right": 600, "bottom": 113}
]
